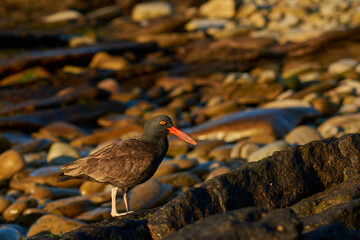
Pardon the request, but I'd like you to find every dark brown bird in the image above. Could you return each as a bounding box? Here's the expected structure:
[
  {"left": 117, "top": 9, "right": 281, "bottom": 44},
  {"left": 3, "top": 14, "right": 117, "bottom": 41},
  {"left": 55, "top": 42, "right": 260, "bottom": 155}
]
[{"left": 58, "top": 115, "right": 197, "bottom": 217}]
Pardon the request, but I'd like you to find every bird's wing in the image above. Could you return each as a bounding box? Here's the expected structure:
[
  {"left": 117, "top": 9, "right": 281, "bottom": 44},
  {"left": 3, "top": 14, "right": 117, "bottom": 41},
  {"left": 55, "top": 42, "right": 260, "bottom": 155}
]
[{"left": 58, "top": 137, "right": 154, "bottom": 184}]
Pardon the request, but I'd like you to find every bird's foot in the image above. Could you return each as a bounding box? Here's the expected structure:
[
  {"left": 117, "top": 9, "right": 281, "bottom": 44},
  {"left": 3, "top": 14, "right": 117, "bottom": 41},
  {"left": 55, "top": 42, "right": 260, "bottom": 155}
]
[{"left": 111, "top": 211, "right": 134, "bottom": 217}]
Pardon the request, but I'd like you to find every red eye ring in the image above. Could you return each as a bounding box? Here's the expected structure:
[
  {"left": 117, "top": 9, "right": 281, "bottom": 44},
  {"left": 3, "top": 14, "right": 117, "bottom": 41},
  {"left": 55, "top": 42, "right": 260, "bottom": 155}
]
[{"left": 160, "top": 121, "right": 166, "bottom": 125}]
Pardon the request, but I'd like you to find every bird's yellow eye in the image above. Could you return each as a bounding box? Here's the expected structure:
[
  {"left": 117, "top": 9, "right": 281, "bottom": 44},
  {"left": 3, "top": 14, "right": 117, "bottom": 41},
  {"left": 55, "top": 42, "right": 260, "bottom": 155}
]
[{"left": 160, "top": 121, "right": 166, "bottom": 125}]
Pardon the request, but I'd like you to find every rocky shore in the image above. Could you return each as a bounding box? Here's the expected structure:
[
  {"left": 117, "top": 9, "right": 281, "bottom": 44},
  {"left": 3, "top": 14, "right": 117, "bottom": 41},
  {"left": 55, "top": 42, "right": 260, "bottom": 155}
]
[{"left": 1, "top": 0, "right": 360, "bottom": 239}]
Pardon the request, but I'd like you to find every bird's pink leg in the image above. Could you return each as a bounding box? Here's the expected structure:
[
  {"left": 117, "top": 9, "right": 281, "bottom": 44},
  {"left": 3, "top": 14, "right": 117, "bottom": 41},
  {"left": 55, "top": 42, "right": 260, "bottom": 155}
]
[
  {"left": 124, "top": 190, "right": 133, "bottom": 213},
  {"left": 111, "top": 187, "right": 133, "bottom": 217}
]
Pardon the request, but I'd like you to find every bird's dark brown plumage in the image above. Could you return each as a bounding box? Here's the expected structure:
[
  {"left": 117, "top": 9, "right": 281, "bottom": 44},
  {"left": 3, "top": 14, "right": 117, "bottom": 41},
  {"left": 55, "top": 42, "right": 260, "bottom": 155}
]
[{"left": 58, "top": 115, "right": 196, "bottom": 217}]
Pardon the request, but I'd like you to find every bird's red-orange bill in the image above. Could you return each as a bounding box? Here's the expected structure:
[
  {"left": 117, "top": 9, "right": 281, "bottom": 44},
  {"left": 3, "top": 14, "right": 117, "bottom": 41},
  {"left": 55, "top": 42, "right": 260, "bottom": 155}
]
[{"left": 168, "top": 126, "right": 197, "bottom": 145}]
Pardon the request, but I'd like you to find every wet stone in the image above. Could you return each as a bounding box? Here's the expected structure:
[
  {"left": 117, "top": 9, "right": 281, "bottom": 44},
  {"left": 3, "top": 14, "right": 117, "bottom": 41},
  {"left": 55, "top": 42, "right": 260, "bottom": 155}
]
[
  {"left": 240, "top": 142, "right": 260, "bottom": 159},
  {"left": 96, "top": 78, "right": 122, "bottom": 95},
  {"left": 116, "top": 179, "right": 172, "bottom": 212},
  {"left": 156, "top": 171, "right": 201, "bottom": 188},
  {"left": 199, "top": 0, "right": 236, "bottom": 19},
  {"left": 154, "top": 162, "right": 180, "bottom": 177},
  {"left": 285, "top": 125, "right": 322, "bottom": 146},
  {"left": 205, "top": 166, "right": 231, "bottom": 181},
  {"left": 209, "top": 144, "right": 234, "bottom": 162},
  {"left": 186, "top": 140, "right": 225, "bottom": 160},
  {"left": 185, "top": 107, "right": 319, "bottom": 143},
  {"left": 44, "top": 198, "right": 95, "bottom": 218},
  {"left": 41, "top": 10, "right": 82, "bottom": 23},
  {"left": 47, "top": 142, "right": 81, "bottom": 165},
  {"left": 328, "top": 58, "right": 358, "bottom": 75},
  {"left": 0, "top": 150, "right": 25, "bottom": 181},
  {"left": 13, "top": 139, "right": 52, "bottom": 155},
  {"left": 75, "top": 207, "right": 111, "bottom": 222},
  {"left": 3, "top": 197, "right": 37, "bottom": 222},
  {"left": 164, "top": 158, "right": 198, "bottom": 171},
  {"left": 0, "top": 136, "right": 11, "bottom": 154},
  {"left": 0, "top": 196, "right": 12, "bottom": 214},
  {"left": 27, "top": 214, "right": 86, "bottom": 237},
  {"left": 318, "top": 113, "right": 360, "bottom": 138},
  {"left": 79, "top": 181, "right": 108, "bottom": 195},
  {"left": 89, "top": 51, "right": 128, "bottom": 71},
  {"left": 0, "top": 228, "right": 21, "bottom": 240},
  {"left": 34, "top": 121, "right": 85, "bottom": 141},
  {"left": 131, "top": 1, "right": 174, "bottom": 21},
  {"left": 247, "top": 140, "right": 289, "bottom": 162}
]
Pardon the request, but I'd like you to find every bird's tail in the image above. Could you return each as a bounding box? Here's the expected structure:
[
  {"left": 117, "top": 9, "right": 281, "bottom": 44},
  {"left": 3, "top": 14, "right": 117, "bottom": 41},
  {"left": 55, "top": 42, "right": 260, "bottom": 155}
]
[
  {"left": 57, "top": 170, "right": 78, "bottom": 182},
  {"left": 57, "top": 158, "right": 88, "bottom": 182}
]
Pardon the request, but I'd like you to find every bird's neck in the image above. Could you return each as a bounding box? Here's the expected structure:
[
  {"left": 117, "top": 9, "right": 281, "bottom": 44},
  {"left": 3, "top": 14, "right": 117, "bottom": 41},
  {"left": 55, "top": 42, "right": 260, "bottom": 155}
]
[{"left": 142, "top": 133, "right": 168, "bottom": 145}]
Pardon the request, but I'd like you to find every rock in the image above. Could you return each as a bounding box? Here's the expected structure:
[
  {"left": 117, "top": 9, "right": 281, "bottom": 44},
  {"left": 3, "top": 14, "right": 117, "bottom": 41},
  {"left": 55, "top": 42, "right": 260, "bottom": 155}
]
[
  {"left": 27, "top": 214, "right": 86, "bottom": 237},
  {"left": 164, "top": 158, "right": 198, "bottom": 171},
  {"left": 75, "top": 207, "right": 111, "bottom": 222},
  {"left": 89, "top": 51, "right": 128, "bottom": 71},
  {"left": 69, "top": 36, "right": 96, "bottom": 47},
  {"left": 285, "top": 125, "right": 322, "bottom": 145},
  {"left": 236, "top": 1, "right": 257, "bottom": 18},
  {"left": 96, "top": 78, "right": 122, "bottom": 95},
  {"left": 311, "top": 96, "right": 338, "bottom": 115},
  {"left": 154, "top": 161, "right": 180, "bottom": 177},
  {"left": 71, "top": 125, "right": 143, "bottom": 147},
  {"left": 302, "top": 198, "right": 360, "bottom": 233},
  {"left": 328, "top": 58, "right": 358, "bottom": 75},
  {"left": 10, "top": 166, "right": 83, "bottom": 191},
  {"left": 137, "top": 31, "right": 206, "bottom": 48},
  {"left": 167, "top": 138, "right": 191, "bottom": 157},
  {"left": 0, "top": 150, "right": 25, "bottom": 181},
  {"left": 208, "top": 144, "right": 234, "bottom": 162},
  {"left": 13, "top": 139, "right": 52, "bottom": 155},
  {"left": 0, "top": 196, "right": 12, "bottom": 214},
  {"left": 205, "top": 166, "right": 231, "bottom": 181},
  {"left": 44, "top": 198, "right": 95, "bottom": 218},
  {"left": 0, "top": 135, "right": 11, "bottom": 154},
  {"left": 203, "top": 100, "right": 239, "bottom": 118},
  {"left": 247, "top": 140, "right": 289, "bottom": 162},
  {"left": 62, "top": 65, "right": 85, "bottom": 74},
  {"left": 116, "top": 179, "right": 172, "bottom": 211},
  {"left": 199, "top": 0, "right": 237, "bottom": 19},
  {"left": 262, "top": 99, "right": 312, "bottom": 109},
  {"left": 79, "top": 181, "right": 108, "bottom": 195},
  {"left": 41, "top": 10, "right": 83, "bottom": 23},
  {"left": 318, "top": 113, "right": 360, "bottom": 138},
  {"left": 239, "top": 142, "right": 260, "bottom": 159},
  {"left": 156, "top": 171, "right": 201, "bottom": 187},
  {"left": 3, "top": 198, "right": 37, "bottom": 222},
  {"left": 165, "top": 208, "right": 301, "bottom": 240},
  {"left": 0, "top": 101, "right": 126, "bottom": 130},
  {"left": 183, "top": 107, "right": 319, "bottom": 143},
  {"left": 224, "top": 82, "right": 283, "bottom": 105},
  {"left": 29, "top": 185, "right": 80, "bottom": 202},
  {"left": 249, "top": 11, "right": 268, "bottom": 28},
  {"left": 280, "top": 76, "right": 301, "bottom": 90},
  {"left": 148, "top": 134, "right": 360, "bottom": 238},
  {"left": 291, "top": 174, "right": 360, "bottom": 218},
  {"left": 0, "top": 67, "right": 50, "bottom": 86},
  {"left": 47, "top": 142, "right": 81, "bottom": 165},
  {"left": 52, "top": 210, "right": 156, "bottom": 239},
  {"left": 304, "top": 222, "right": 360, "bottom": 240},
  {"left": 131, "top": 2, "right": 174, "bottom": 21},
  {"left": 187, "top": 140, "right": 225, "bottom": 160},
  {"left": 125, "top": 100, "right": 154, "bottom": 117},
  {"left": 34, "top": 121, "right": 85, "bottom": 141},
  {"left": 257, "top": 69, "right": 277, "bottom": 83},
  {"left": 185, "top": 18, "right": 229, "bottom": 31},
  {"left": 0, "top": 228, "right": 21, "bottom": 240},
  {"left": 281, "top": 61, "right": 318, "bottom": 79}
]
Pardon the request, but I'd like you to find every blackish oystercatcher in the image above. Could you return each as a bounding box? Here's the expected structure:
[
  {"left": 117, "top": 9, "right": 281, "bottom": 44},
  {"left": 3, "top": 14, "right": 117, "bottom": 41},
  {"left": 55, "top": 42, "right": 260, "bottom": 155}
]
[{"left": 58, "top": 115, "right": 197, "bottom": 217}]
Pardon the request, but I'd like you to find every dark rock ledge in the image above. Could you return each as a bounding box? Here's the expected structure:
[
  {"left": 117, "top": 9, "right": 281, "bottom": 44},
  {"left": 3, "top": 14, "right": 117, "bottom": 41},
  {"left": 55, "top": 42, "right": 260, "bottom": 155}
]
[{"left": 29, "top": 134, "right": 360, "bottom": 240}]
